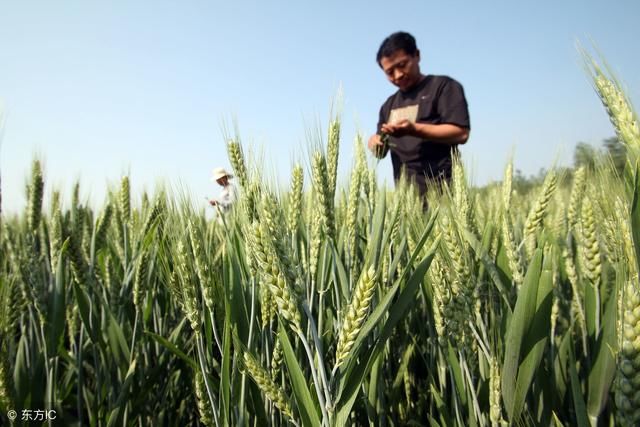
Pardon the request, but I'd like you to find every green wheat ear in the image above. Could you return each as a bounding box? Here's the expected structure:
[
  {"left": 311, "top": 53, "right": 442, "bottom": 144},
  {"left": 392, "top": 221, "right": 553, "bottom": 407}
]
[
  {"left": 0, "top": 283, "right": 16, "bottom": 412},
  {"left": 327, "top": 118, "right": 340, "bottom": 201},
  {"left": 616, "top": 284, "right": 640, "bottom": 427},
  {"left": 287, "top": 163, "right": 304, "bottom": 236},
  {"left": 27, "top": 159, "right": 44, "bottom": 234},
  {"left": 194, "top": 371, "right": 214, "bottom": 426},
  {"left": 523, "top": 170, "right": 557, "bottom": 257},
  {"left": 335, "top": 265, "right": 376, "bottom": 368},
  {"left": 243, "top": 351, "right": 296, "bottom": 423},
  {"left": 227, "top": 139, "right": 249, "bottom": 188},
  {"left": 489, "top": 357, "right": 503, "bottom": 426},
  {"left": 311, "top": 149, "right": 335, "bottom": 237},
  {"left": 119, "top": 175, "right": 131, "bottom": 223}
]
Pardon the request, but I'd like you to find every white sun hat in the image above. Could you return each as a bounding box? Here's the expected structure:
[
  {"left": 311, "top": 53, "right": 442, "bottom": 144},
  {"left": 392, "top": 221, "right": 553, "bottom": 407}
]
[{"left": 211, "top": 167, "right": 233, "bottom": 181}]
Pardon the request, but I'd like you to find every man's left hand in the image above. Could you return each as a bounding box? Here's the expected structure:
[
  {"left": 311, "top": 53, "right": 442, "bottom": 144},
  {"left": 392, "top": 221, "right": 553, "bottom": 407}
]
[{"left": 381, "top": 119, "right": 416, "bottom": 137}]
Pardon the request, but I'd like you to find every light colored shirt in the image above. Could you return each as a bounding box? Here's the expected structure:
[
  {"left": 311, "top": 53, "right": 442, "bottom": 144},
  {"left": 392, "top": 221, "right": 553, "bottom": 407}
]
[{"left": 217, "top": 182, "right": 237, "bottom": 212}]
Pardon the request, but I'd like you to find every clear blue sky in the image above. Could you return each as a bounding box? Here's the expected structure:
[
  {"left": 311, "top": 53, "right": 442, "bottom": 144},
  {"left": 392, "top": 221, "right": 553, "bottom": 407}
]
[{"left": 1, "top": 0, "right": 639, "bottom": 214}]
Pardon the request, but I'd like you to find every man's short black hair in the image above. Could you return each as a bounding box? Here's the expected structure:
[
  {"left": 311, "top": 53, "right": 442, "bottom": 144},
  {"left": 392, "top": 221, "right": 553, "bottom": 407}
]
[{"left": 376, "top": 32, "right": 418, "bottom": 65}]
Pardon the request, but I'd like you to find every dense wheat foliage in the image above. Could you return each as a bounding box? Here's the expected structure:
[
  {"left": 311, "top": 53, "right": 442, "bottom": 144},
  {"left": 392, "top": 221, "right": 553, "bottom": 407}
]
[{"left": 1, "top": 56, "right": 639, "bottom": 426}]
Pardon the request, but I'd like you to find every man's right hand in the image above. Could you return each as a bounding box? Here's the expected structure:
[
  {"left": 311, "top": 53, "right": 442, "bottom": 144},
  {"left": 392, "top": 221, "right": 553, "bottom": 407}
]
[
  {"left": 368, "top": 133, "right": 390, "bottom": 159},
  {"left": 368, "top": 134, "right": 382, "bottom": 152}
]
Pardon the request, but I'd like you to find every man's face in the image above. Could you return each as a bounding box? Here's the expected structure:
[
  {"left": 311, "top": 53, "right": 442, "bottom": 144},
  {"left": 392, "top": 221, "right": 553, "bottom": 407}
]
[{"left": 379, "top": 49, "right": 421, "bottom": 92}]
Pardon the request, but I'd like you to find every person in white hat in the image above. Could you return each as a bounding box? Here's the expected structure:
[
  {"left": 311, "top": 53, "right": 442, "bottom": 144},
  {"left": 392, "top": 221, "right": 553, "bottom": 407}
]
[{"left": 208, "top": 167, "right": 237, "bottom": 213}]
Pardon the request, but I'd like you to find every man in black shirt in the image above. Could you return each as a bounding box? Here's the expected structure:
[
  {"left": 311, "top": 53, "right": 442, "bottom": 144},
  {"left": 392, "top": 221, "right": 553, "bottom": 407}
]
[{"left": 368, "top": 32, "right": 470, "bottom": 196}]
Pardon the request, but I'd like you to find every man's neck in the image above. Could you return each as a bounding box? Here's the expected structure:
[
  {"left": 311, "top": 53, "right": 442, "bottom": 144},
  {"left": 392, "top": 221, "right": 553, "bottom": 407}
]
[{"left": 399, "top": 74, "right": 427, "bottom": 93}]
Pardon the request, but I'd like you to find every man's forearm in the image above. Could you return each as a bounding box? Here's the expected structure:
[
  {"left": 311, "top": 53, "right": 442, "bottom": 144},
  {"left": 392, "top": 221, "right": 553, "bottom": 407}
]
[{"left": 413, "top": 123, "right": 469, "bottom": 145}]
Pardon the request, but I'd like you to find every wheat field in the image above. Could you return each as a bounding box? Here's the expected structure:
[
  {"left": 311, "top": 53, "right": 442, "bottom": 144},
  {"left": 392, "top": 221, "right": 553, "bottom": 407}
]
[{"left": 1, "top": 55, "right": 639, "bottom": 426}]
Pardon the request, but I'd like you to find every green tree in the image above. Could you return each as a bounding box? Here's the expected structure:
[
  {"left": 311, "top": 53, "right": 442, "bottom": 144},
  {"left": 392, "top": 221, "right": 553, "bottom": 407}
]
[
  {"left": 573, "top": 141, "right": 598, "bottom": 170},
  {"left": 602, "top": 136, "right": 625, "bottom": 176}
]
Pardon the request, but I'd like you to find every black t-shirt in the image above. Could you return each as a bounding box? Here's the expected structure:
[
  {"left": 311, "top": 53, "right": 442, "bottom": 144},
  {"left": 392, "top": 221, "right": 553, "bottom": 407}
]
[{"left": 377, "top": 75, "right": 470, "bottom": 195}]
